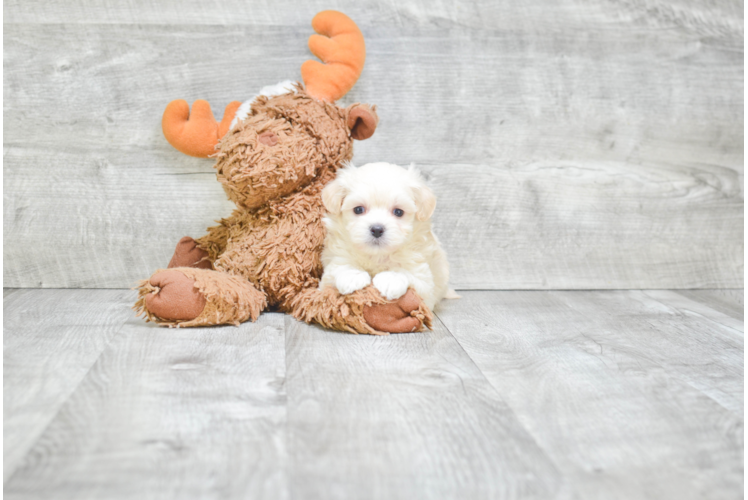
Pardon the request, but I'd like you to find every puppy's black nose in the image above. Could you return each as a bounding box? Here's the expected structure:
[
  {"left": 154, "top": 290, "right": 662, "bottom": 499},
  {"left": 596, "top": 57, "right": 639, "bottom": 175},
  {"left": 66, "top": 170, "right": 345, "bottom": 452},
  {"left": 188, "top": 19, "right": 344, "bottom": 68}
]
[{"left": 370, "top": 224, "right": 385, "bottom": 239}]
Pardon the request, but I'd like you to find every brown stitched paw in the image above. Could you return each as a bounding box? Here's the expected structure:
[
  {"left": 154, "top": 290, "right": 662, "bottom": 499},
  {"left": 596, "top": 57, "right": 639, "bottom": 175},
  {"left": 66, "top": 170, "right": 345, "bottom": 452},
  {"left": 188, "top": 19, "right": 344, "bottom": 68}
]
[
  {"left": 168, "top": 236, "right": 212, "bottom": 269},
  {"left": 363, "top": 289, "right": 424, "bottom": 333},
  {"left": 145, "top": 269, "right": 206, "bottom": 321}
]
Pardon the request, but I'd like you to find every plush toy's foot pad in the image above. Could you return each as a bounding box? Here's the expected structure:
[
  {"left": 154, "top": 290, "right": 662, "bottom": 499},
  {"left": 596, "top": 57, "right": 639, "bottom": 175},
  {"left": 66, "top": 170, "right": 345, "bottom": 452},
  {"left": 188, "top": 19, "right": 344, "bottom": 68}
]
[
  {"left": 145, "top": 270, "right": 206, "bottom": 321},
  {"left": 168, "top": 236, "right": 212, "bottom": 269},
  {"left": 363, "top": 289, "right": 432, "bottom": 333},
  {"left": 135, "top": 267, "right": 267, "bottom": 327}
]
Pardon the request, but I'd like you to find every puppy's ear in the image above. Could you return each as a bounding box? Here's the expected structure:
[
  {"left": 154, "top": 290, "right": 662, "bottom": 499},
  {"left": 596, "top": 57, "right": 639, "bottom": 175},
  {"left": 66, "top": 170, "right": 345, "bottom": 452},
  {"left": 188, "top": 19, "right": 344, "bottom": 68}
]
[
  {"left": 322, "top": 178, "right": 347, "bottom": 214},
  {"left": 413, "top": 184, "right": 436, "bottom": 221},
  {"left": 346, "top": 104, "right": 378, "bottom": 140}
]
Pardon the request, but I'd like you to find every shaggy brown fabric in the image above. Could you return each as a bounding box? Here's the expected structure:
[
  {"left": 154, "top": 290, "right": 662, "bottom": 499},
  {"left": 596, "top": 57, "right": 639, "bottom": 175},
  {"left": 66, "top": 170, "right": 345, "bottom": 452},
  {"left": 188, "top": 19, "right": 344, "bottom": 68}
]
[
  {"left": 135, "top": 87, "right": 432, "bottom": 334},
  {"left": 290, "top": 285, "right": 389, "bottom": 335},
  {"left": 135, "top": 267, "right": 266, "bottom": 327},
  {"left": 213, "top": 88, "right": 352, "bottom": 211}
]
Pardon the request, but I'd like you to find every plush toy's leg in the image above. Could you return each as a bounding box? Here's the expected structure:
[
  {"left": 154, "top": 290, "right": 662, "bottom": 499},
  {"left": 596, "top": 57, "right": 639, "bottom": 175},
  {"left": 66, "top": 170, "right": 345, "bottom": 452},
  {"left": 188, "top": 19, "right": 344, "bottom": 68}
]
[
  {"left": 195, "top": 223, "right": 231, "bottom": 262},
  {"left": 168, "top": 236, "right": 213, "bottom": 269},
  {"left": 363, "top": 289, "right": 433, "bottom": 333},
  {"left": 165, "top": 219, "right": 232, "bottom": 269},
  {"left": 284, "top": 285, "right": 432, "bottom": 335},
  {"left": 134, "top": 268, "right": 266, "bottom": 327}
]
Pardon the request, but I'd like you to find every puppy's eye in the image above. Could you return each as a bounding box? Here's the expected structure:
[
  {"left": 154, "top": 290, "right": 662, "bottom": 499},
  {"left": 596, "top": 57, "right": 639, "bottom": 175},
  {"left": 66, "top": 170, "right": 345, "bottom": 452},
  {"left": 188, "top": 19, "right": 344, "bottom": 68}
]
[
  {"left": 353, "top": 206, "right": 365, "bottom": 215},
  {"left": 393, "top": 208, "right": 404, "bottom": 218}
]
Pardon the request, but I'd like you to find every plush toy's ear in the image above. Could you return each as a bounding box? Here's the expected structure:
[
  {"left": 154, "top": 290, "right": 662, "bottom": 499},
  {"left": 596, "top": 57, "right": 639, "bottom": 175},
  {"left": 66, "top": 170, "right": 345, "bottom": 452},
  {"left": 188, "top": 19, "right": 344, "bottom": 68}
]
[
  {"left": 322, "top": 178, "right": 348, "bottom": 214},
  {"left": 346, "top": 104, "right": 378, "bottom": 140},
  {"left": 413, "top": 184, "right": 436, "bottom": 221}
]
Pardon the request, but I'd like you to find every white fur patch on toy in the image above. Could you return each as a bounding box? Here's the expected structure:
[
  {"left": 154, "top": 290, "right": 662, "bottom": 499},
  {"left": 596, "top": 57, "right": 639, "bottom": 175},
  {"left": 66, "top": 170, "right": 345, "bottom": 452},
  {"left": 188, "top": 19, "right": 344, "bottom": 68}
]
[{"left": 230, "top": 80, "right": 297, "bottom": 129}]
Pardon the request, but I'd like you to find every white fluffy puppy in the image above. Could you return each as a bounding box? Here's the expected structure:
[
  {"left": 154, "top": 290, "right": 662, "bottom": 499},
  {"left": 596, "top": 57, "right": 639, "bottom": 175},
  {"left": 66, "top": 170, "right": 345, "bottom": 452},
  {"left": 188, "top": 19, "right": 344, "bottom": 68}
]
[{"left": 319, "top": 162, "right": 451, "bottom": 310}]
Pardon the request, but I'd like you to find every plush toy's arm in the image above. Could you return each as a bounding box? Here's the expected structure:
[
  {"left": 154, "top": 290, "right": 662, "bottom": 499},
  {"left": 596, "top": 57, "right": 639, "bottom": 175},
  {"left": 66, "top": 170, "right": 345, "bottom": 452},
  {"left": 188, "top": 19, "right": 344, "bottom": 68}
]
[
  {"left": 162, "top": 99, "right": 241, "bottom": 158},
  {"left": 285, "top": 285, "right": 432, "bottom": 335},
  {"left": 195, "top": 221, "right": 232, "bottom": 262}
]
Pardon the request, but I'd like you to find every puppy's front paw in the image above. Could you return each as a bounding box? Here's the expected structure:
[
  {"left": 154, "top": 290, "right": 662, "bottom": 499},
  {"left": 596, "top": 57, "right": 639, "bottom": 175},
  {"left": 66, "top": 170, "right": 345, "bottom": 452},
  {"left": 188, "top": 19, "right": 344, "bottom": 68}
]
[
  {"left": 373, "top": 272, "right": 409, "bottom": 300},
  {"left": 336, "top": 269, "right": 372, "bottom": 295}
]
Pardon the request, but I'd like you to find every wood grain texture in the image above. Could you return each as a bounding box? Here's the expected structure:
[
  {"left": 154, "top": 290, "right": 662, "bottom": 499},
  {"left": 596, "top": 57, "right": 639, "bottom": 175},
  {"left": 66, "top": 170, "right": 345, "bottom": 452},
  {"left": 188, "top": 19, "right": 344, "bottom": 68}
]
[
  {"left": 568, "top": 290, "right": 743, "bottom": 413},
  {"left": 4, "top": 0, "right": 743, "bottom": 36},
  {"left": 436, "top": 290, "right": 743, "bottom": 500},
  {"left": 4, "top": 312, "right": 288, "bottom": 499},
  {"left": 3, "top": 0, "right": 743, "bottom": 289},
  {"left": 423, "top": 161, "right": 742, "bottom": 289},
  {"left": 643, "top": 289, "right": 743, "bottom": 334},
  {"left": 3, "top": 288, "right": 743, "bottom": 498},
  {"left": 676, "top": 289, "right": 744, "bottom": 321},
  {"left": 283, "top": 316, "right": 561, "bottom": 499},
  {"left": 3, "top": 146, "right": 234, "bottom": 288},
  {"left": 3, "top": 289, "right": 132, "bottom": 481}
]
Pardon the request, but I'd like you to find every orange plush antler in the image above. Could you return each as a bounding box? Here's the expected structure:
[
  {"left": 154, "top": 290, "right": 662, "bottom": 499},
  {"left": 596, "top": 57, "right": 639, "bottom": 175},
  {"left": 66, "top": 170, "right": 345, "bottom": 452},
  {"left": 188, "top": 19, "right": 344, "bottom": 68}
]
[
  {"left": 162, "top": 99, "right": 241, "bottom": 158},
  {"left": 301, "top": 11, "right": 366, "bottom": 102}
]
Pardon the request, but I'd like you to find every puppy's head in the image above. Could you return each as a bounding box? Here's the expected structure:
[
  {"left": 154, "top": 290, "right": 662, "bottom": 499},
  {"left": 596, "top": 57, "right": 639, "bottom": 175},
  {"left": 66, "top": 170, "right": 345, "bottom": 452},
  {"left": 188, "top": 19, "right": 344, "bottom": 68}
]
[{"left": 322, "top": 162, "right": 436, "bottom": 254}]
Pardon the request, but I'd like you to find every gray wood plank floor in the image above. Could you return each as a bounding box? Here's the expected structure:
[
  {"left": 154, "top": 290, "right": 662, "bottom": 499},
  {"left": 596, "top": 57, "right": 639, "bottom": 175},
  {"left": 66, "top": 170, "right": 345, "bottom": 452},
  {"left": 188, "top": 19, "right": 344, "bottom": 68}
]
[
  {"left": 4, "top": 289, "right": 743, "bottom": 499},
  {"left": 3, "top": 289, "right": 135, "bottom": 482}
]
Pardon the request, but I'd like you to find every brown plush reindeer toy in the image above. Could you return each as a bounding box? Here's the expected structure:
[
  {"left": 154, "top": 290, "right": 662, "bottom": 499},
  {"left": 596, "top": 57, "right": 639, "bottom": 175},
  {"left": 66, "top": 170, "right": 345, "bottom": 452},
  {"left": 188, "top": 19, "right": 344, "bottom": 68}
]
[{"left": 135, "top": 11, "right": 431, "bottom": 334}]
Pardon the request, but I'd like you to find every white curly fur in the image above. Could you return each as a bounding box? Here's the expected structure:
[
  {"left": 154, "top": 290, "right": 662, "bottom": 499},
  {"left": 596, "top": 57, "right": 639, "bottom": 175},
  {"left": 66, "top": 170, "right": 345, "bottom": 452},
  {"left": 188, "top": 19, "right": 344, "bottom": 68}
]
[
  {"left": 230, "top": 80, "right": 297, "bottom": 129},
  {"left": 319, "top": 162, "right": 451, "bottom": 310}
]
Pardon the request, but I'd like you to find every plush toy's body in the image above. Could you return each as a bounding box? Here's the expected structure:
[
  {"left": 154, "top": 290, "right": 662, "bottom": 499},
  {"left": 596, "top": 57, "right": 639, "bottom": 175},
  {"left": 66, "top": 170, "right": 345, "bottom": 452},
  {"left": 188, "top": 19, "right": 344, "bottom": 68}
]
[{"left": 134, "top": 11, "right": 431, "bottom": 334}]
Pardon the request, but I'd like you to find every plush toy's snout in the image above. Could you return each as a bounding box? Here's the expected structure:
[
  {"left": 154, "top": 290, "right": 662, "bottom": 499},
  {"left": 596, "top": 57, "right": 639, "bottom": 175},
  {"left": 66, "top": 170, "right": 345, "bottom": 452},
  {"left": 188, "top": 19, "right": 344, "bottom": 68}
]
[{"left": 257, "top": 131, "right": 278, "bottom": 146}]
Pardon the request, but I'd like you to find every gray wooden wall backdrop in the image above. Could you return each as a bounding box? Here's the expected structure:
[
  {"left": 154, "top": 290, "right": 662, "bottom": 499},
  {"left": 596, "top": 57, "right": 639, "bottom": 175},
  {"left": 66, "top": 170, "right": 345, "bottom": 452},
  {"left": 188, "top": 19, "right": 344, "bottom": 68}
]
[{"left": 3, "top": 0, "right": 743, "bottom": 289}]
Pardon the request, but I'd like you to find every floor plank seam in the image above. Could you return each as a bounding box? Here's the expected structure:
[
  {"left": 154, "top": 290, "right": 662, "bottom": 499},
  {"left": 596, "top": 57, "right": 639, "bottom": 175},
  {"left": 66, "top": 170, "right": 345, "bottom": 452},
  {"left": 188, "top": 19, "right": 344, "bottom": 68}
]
[
  {"left": 430, "top": 310, "right": 570, "bottom": 487},
  {"left": 282, "top": 316, "right": 291, "bottom": 500},
  {"left": 2, "top": 312, "right": 133, "bottom": 485}
]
